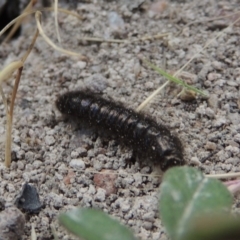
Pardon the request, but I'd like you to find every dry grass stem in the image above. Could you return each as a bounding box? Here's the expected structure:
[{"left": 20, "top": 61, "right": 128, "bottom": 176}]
[
  {"left": 206, "top": 172, "right": 240, "bottom": 179},
  {"left": 136, "top": 81, "right": 169, "bottom": 112},
  {"left": 4, "top": 0, "right": 37, "bottom": 42},
  {"left": 80, "top": 36, "right": 127, "bottom": 43},
  {"left": 54, "top": 0, "right": 62, "bottom": 44},
  {"left": 35, "top": 11, "right": 88, "bottom": 61},
  {"left": 137, "top": 15, "right": 240, "bottom": 111},
  {"left": 0, "top": 8, "right": 83, "bottom": 38}
]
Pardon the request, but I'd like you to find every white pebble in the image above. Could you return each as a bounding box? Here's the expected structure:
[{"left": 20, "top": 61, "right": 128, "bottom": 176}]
[
  {"left": 70, "top": 159, "right": 85, "bottom": 170},
  {"left": 94, "top": 188, "right": 106, "bottom": 202},
  {"left": 45, "top": 136, "right": 55, "bottom": 146},
  {"left": 75, "top": 61, "right": 87, "bottom": 69},
  {"left": 213, "top": 117, "right": 226, "bottom": 127}
]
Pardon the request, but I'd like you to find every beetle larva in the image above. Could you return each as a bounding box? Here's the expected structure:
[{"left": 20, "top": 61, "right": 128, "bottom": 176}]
[{"left": 56, "top": 91, "right": 185, "bottom": 171}]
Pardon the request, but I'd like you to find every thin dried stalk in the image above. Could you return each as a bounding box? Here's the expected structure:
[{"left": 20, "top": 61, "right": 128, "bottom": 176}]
[
  {"left": 4, "top": 67, "right": 22, "bottom": 167},
  {"left": 35, "top": 11, "right": 88, "bottom": 61},
  {"left": 4, "top": 0, "right": 37, "bottom": 42},
  {"left": 54, "top": 0, "right": 62, "bottom": 44}
]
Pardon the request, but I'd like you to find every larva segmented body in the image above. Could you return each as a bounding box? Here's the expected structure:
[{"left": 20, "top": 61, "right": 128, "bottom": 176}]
[{"left": 56, "top": 91, "right": 184, "bottom": 171}]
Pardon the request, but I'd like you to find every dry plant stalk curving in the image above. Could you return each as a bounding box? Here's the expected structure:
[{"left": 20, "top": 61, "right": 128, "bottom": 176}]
[{"left": 0, "top": 1, "right": 87, "bottom": 167}]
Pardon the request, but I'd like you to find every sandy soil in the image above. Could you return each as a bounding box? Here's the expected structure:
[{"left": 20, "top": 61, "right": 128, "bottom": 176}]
[{"left": 0, "top": 0, "right": 240, "bottom": 239}]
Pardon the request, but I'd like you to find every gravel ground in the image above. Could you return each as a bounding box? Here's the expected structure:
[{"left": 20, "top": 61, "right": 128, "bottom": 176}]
[{"left": 0, "top": 0, "right": 240, "bottom": 239}]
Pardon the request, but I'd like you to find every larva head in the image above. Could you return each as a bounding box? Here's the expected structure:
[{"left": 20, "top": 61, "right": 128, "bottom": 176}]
[
  {"left": 155, "top": 135, "right": 184, "bottom": 171},
  {"left": 56, "top": 91, "right": 85, "bottom": 116},
  {"left": 160, "top": 153, "right": 184, "bottom": 171},
  {"left": 56, "top": 93, "right": 72, "bottom": 115}
]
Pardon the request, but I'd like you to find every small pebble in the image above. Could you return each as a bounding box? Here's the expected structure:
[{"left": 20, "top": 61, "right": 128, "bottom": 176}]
[
  {"left": 45, "top": 136, "right": 56, "bottom": 146},
  {"left": 15, "top": 183, "right": 42, "bottom": 213},
  {"left": 225, "top": 146, "right": 239, "bottom": 154},
  {"left": 145, "top": 81, "right": 154, "bottom": 89},
  {"left": 93, "top": 170, "right": 118, "bottom": 196},
  {"left": 94, "top": 188, "right": 106, "bottom": 202},
  {"left": 205, "top": 141, "right": 217, "bottom": 151},
  {"left": 213, "top": 117, "right": 227, "bottom": 127},
  {"left": 0, "top": 207, "right": 25, "bottom": 240},
  {"left": 190, "top": 157, "right": 202, "bottom": 166},
  {"left": 234, "top": 134, "right": 240, "bottom": 143},
  {"left": 71, "top": 147, "right": 87, "bottom": 158},
  {"left": 108, "top": 11, "right": 125, "bottom": 31},
  {"left": 208, "top": 94, "right": 219, "bottom": 110},
  {"left": 69, "top": 159, "right": 86, "bottom": 170},
  {"left": 74, "top": 61, "right": 87, "bottom": 69},
  {"left": 142, "top": 212, "right": 155, "bottom": 222},
  {"left": 207, "top": 72, "right": 221, "bottom": 81},
  {"left": 205, "top": 107, "right": 215, "bottom": 119},
  {"left": 142, "top": 221, "right": 153, "bottom": 230},
  {"left": 45, "top": 192, "right": 63, "bottom": 208}
]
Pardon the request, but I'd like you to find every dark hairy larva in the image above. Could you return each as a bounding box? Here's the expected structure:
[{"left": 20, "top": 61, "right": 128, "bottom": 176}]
[{"left": 56, "top": 91, "right": 185, "bottom": 171}]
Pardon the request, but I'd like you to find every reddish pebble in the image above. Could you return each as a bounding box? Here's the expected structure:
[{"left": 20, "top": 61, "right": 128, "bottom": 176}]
[
  {"left": 94, "top": 169, "right": 118, "bottom": 196},
  {"left": 63, "top": 170, "right": 75, "bottom": 185}
]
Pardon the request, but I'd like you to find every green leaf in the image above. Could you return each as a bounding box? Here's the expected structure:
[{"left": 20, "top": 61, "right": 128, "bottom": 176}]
[
  {"left": 159, "top": 167, "right": 233, "bottom": 240},
  {"left": 59, "top": 208, "right": 137, "bottom": 240},
  {"left": 142, "top": 59, "right": 208, "bottom": 97}
]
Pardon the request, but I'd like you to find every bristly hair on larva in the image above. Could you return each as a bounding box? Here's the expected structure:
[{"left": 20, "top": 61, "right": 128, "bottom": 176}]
[{"left": 56, "top": 90, "right": 185, "bottom": 171}]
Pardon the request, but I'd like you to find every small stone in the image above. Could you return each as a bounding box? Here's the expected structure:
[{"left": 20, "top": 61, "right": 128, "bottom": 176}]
[
  {"left": 213, "top": 117, "right": 226, "bottom": 127},
  {"left": 208, "top": 94, "right": 219, "bottom": 110},
  {"left": 152, "top": 232, "right": 161, "bottom": 240},
  {"left": 226, "top": 157, "right": 240, "bottom": 165},
  {"left": 234, "top": 134, "right": 240, "bottom": 143},
  {"left": 228, "top": 113, "right": 240, "bottom": 125},
  {"left": 142, "top": 212, "right": 155, "bottom": 222},
  {"left": 87, "top": 149, "right": 95, "bottom": 158},
  {"left": 45, "top": 192, "right": 63, "bottom": 208},
  {"left": 94, "top": 188, "right": 106, "bottom": 202},
  {"left": 225, "top": 146, "right": 239, "bottom": 154},
  {"left": 133, "top": 61, "right": 141, "bottom": 78},
  {"left": 32, "top": 160, "right": 43, "bottom": 169},
  {"left": 149, "top": 1, "right": 168, "bottom": 16},
  {"left": 121, "top": 201, "right": 130, "bottom": 212},
  {"left": 84, "top": 73, "right": 108, "bottom": 92},
  {"left": 88, "top": 185, "right": 96, "bottom": 195},
  {"left": 207, "top": 72, "right": 221, "bottom": 81},
  {"left": 190, "top": 157, "right": 201, "bottom": 166},
  {"left": 7, "top": 183, "right": 15, "bottom": 193},
  {"left": 94, "top": 170, "right": 118, "bottom": 196},
  {"left": 63, "top": 170, "right": 75, "bottom": 185},
  {"left": 180, "top": 89, "right": 196, "bottom": 101},
  {"left": 69, "top": 159, "right": 86, "bottom": 170},
  {"left": 0, "top": 207, "right": 25, "bottom": 240},
  {"left": 145, "top": 81, "right": 154, "bottom": 89},
  {"left": 227, "top": 80, "right": 238, "bottom": 86},
  {"left": 205, "top": 141, "right": 217, "bottom": 151},
  {"left": 123, "top": 176, "right": 134, "bottom": 185},
  {"left": 212, "top": 61, "right": 223, "bottom": 70},
  {"left": 168, "top": 37, "right": 181, "bottom": 49},
  {"left": 15, "top": 183, "right": 42, "bottom": 213},
  {"left": 71, "top": 147, "right": 87, "bottom": 158},
  {"left": 25, "top": 151, "right": 34, "bottom": 161},
  {"left": 45, "top": 136, "right": 55, "bottom": 146},
  {"left": 196, "top": 105, "right": 206, "bottom": 116},
  {"left": 74, "top": 61, "right": 87, "bottom": 69},
  {"left": 142, "top": 221, "right": 153, "bottom": 230},
  {"left": 17, "top": 161, "right": 25, "bottom": 170},
  {"left": 108, "top": 11, "right": 125, "bottom": 33},
  {"left": 205, "top": 107, "right": 215, "bottom": 119}
]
